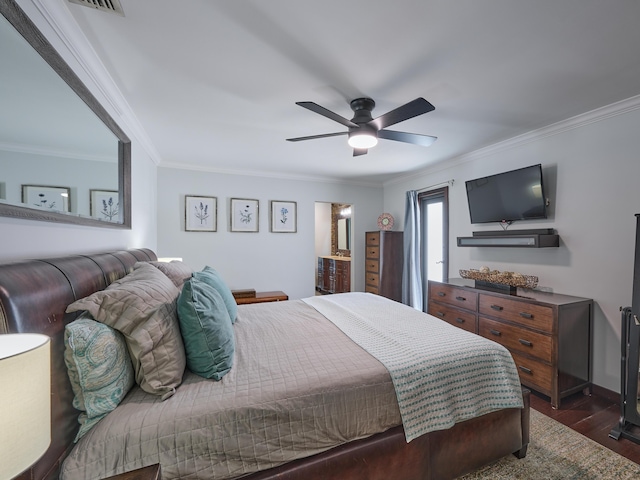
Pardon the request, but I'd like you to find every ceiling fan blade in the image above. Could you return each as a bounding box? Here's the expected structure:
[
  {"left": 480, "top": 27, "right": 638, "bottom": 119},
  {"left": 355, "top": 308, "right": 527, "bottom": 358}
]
[
  {"left": 296, "top": 102, "right": 358, "bottom": 128},
  {"left": 353, "top": 148, "right": 368, "bottom": 157},
  {"left": 378, "top": 129, "right": 437, "bottom": 147},
  {"left": 370, "top": 98, "right": 435, "bottom": 130},
  {"left": 286, "top": 132, "right": 348, "bottom": 142}
]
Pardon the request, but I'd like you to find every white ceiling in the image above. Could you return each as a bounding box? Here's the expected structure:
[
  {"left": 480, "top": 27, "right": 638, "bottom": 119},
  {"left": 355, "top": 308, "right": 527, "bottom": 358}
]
[{"left": 65, "top": 0, "right": 640, "bottom": 184}]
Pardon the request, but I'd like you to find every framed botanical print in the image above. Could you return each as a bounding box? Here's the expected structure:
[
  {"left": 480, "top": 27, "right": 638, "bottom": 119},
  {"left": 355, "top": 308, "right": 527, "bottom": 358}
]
[
  {"left": 270, "top": 200, "right": 297, "bottom": 233},
  {"left": 185, "top": 195, "right": 217, "bottom": 232},
  {"left": 230, "top": 198, "right": 259, "bottom": 232},
  {"left": 22, "top": 185, "right": 70, "bottom": 212},
  {"left": 90, "top": 190, "right": 120, "bottom": 222}
]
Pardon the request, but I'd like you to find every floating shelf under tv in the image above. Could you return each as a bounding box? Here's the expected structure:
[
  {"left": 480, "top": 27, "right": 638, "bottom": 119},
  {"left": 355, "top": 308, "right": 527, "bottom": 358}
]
[{"left": 456, "top": 228, "right": 559, "bottom": 248}]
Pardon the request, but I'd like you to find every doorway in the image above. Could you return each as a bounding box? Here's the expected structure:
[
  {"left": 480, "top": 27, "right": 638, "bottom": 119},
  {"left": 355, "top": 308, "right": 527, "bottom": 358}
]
[
  {"left": 314, "top": 202, "right": 353, "bottom": 294},
  {"left": 419, "top": 188, "right": 448, "bottom": 306}
]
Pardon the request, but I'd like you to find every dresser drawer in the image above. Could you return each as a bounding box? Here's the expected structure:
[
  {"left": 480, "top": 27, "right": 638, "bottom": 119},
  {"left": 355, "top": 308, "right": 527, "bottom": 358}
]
[
  {"left": 479, "top": 316, "right": 552, "bottom": 363},
  {"left": 428, "top": 304, "right": 476, "bottom": 333},
  {"left": 479, "top": 294, "right": 553, "bottom": 332},
  {"left": 366, "top": 259, "right": 379, "bottom": 273},
  {"left": 366, "top": 272, "right": 379, "bottom": 286},
  {"left": 365, "top": 285, "right": 379, "bottom": 294},
  {"left": 366, "top": 246, "right": 379, "bottom": 258},
  {"left": 429, "top": 283, "right": 477, "bottom": 311},
  {"left": 366, "top": 232, "right": 380, "bottom": 246},
  {"left": 510, "top": 351, "right": 553, "bottom": 393}
]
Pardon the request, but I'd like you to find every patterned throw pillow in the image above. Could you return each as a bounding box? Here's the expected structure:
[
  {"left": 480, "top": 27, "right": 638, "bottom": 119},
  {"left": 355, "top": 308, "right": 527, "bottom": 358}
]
[
  {"left": 196, "top": 266, "right": 238, "bottom": 323},
  {"left": 64, "top": 315, "right": 134, "bottom": 441}
]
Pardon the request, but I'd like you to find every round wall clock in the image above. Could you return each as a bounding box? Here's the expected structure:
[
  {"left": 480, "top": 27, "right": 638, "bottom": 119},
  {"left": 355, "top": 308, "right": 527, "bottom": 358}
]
[{"left": 377, "top": 213, "right": 394, "bottom": 230}]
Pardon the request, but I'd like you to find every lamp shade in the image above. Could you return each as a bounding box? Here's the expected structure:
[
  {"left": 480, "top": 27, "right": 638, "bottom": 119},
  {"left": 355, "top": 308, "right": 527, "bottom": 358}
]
[{"left": 0, "top": 334, "right": 51, "bottom": 479}]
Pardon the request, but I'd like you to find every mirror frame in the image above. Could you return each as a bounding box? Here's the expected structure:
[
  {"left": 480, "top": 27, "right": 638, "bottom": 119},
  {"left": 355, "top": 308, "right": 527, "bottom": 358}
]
[{"left": 0, "top": 0, "right": 131, "bottom": 228}]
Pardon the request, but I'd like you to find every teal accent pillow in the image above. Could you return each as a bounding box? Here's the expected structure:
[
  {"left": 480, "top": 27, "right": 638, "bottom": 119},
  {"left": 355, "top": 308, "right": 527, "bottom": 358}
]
[
  {"left": 177, "top": 277, "right": 235, "bottom": 380},
  {"left": 64, "top": 315, "right": 134, "bottom": 442},
  {"left": 196, "top": 266, "right": 238, "bottom": 323}
]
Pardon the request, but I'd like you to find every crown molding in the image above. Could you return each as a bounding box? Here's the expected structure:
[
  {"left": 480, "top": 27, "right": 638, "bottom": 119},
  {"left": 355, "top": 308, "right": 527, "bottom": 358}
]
[
  {"left": 384, "top": 94, "right": 640, "bottom": 188},
  {"left": 0, "top": 141, "right": 114, "bottom": 162},
  {"left": 159, "top": 161, "right": 383, "bottom": 188},
  {"left": 28, "top": 0, "right": 162, "bottom": 165}
]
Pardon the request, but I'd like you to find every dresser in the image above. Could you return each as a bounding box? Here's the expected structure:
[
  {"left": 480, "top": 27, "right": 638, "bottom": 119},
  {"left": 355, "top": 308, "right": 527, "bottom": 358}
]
[
  {"left": 427, "top": 279, "right": 593, "bottom": 408},
  {"left": 317, "top": 256, "right": 351, "bottom": 294},
  {"left": 365, "top": 231, "right": 403, "bottom": 302}
]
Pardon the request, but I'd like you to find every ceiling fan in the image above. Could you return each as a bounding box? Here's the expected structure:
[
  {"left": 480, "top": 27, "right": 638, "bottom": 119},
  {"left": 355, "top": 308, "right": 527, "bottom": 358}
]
[{"left": 286, "top": 97, "right": 437, "bottom": 156}]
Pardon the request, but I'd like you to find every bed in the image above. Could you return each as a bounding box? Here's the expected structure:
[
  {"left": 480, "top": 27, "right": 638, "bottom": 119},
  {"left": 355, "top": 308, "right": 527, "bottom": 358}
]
[{"left": 0, "top": 248, "right": 529, "bottom": 480}]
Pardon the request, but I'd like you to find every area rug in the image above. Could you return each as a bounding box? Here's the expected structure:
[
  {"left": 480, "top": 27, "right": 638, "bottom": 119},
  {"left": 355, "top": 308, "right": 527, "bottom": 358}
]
[{"left": 459, "top": 409, "right": 640, "bottom": 479}]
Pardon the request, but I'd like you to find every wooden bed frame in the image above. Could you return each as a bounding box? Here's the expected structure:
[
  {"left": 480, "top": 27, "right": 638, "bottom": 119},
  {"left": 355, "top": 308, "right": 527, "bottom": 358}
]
[{"left": 0, "top": 249, "right": 529, "bottom": 480}]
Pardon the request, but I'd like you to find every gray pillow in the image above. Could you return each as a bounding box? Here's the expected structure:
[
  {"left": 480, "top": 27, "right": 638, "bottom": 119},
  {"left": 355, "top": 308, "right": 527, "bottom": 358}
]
[
  {"left": 67, "top": 262, "right": 186, "bottom": 400},
  {"left": 64, "top": 314, "right": 135, "bottom": 441},
  {"left": 149, "top": 260, "right": 193, "bottom": 287},
  {"left": 177, "top": 277, "right": 234, "bottom": 380}
]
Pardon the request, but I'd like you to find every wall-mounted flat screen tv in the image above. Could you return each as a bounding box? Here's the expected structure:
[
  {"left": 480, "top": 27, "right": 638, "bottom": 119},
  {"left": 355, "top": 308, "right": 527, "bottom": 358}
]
[{"left": 465, "top": 164, "right": 547, "bottom": 224}]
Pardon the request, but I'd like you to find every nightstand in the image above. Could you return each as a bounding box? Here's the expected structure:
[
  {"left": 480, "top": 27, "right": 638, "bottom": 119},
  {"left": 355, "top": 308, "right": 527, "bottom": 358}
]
[
  {"left": 234, "top": 291, "right": 288, "bottom": 305},
  {"left": 102, "top": 464, "right": 161, "bottom": 480}
]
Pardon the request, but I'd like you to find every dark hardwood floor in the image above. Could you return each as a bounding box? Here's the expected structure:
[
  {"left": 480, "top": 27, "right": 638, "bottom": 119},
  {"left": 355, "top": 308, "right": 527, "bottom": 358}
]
[{"left": 530, "top": 388, "right": 640, "bottom": 464}]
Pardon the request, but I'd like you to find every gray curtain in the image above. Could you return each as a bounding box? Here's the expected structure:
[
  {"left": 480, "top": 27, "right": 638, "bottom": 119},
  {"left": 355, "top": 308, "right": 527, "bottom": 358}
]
[{"left": 402, "top": 190, "right": 423, "bottom": 310}]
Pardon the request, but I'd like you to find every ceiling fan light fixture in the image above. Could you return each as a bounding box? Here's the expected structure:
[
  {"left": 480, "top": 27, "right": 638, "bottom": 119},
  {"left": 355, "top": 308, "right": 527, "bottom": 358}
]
[{"left": 348, "top": 132, "right": 378, "bottom": 149}]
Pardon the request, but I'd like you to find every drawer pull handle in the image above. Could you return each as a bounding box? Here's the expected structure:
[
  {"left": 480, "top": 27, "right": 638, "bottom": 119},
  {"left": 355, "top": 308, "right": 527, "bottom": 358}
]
[
  {"left": 490, "top": 305, "right": 504, "bottom": 311},
  {"left": 455, "top": 296, "right": 466, "bottom": 301},
  {"left": 437, "top": 292, "right": 446, "bottom": 297},
  {"left": 519, "top": 312, "right": 533, "bottom": 319},
  {"left": 455, "top": 318, "right": 465, "bottom": 324},
  {"left": 489, "top": 329, "right": 502, "bottom": 336},
  {"left": 436, "top": 311, "right": 445, "bottom": 317},
  {"left": 518, "top": 366, "right": 533, "bottom": 375},
  {"left": 519, "top": 339, "right": 533, "bottom": 347}
]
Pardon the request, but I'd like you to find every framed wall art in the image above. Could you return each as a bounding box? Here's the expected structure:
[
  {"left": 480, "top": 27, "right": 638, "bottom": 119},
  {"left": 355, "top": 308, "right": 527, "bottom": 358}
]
[
  {"left": 22, "top": 185, "right": 70, "bottom": 212},
  {"left": 185, "top": 195, "right": 217, "bottom": 232},
  {"left": 90, "top": 189, "right": 120, "bottom": 222},
  {"left": 230, "top": 198, "right": 259, "bottom": 232},
  {"left": 270, "top": 200, "right": 297, "bottom": 233}
]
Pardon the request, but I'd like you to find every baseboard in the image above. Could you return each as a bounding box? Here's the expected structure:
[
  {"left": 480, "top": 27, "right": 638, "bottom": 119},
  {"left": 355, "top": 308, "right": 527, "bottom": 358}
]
[{"left": 591, "top": 384, "right": 619, "bottom": 404}]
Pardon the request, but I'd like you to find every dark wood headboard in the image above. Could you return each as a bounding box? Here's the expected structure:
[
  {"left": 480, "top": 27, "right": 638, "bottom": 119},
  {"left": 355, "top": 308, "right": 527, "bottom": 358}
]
[{"left": 0, "top": 248, "right": 157, "bottom": 480}]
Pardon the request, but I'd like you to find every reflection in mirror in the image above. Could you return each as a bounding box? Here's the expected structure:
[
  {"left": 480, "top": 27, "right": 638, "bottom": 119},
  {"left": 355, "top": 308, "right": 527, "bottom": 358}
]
[
  {"left": 0, "top": 0, "right": 130, "bottom": 228},
  {"left": 337, "top": 218, "right": 351, "bottom": 251},
  {"left": 332, "top": 203, "right": 351, "bottom": 256}
]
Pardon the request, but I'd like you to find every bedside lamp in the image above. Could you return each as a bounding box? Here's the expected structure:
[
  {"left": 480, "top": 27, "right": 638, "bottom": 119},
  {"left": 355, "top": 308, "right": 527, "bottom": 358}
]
[{"left": 0, "top": 334, "right": 51, "bottom": 479}]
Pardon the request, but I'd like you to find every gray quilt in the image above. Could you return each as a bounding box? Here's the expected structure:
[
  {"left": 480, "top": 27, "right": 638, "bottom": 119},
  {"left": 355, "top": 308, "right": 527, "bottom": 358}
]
[{"left": 60, "top": 299, "right": 401, "bottom": 479}]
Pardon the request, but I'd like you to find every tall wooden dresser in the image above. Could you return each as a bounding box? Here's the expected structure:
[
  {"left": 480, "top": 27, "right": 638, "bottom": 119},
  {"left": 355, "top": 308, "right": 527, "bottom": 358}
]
[
  {"left": 427, "top": 279, "right": 593, "bottom": 408},
  {"left": 365, "top": 231, "right": 403, "bottom": 302}
]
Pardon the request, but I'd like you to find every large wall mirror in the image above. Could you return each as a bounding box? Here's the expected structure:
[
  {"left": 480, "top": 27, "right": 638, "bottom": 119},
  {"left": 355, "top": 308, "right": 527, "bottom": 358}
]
[{"left": 0, "top": 0, "right": 131, "bottom": 228}]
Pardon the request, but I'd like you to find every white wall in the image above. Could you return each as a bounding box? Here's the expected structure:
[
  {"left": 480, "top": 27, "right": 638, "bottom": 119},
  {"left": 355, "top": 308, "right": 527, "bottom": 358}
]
[
  {"left": 0, "top": 1, "right": 158, "bottom": 262},
  {"left": 157, "top": 167, "right": 382, "bottom": 300},
  {"left": 384, "top": 99, "right": 640, "bottom": 392}
]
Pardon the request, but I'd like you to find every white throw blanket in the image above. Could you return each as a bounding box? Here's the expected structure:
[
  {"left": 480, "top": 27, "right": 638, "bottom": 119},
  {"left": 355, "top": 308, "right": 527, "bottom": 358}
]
[{"left": 303, "top": 292, "right": 524, "bottom": 442}]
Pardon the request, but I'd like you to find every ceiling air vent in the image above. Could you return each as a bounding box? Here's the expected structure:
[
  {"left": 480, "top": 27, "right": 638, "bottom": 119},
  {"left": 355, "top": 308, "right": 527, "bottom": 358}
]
[{"left": 68, "top": 0, "right": 125, "bottom": 16}]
